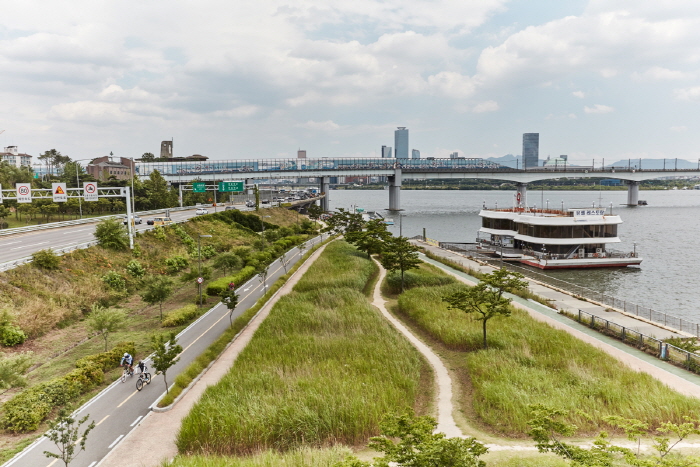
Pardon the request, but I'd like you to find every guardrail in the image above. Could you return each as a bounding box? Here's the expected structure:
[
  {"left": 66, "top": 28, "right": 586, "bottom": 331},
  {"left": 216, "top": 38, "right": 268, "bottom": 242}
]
[{"left": 570, "top": 309, "right": 700, "bottom": 375}]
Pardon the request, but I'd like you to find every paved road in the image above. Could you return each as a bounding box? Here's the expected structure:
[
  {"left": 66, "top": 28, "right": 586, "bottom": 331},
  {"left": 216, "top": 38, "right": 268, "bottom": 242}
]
[{"left": 2, "top": 233, "right": 327, "bottom": 467}]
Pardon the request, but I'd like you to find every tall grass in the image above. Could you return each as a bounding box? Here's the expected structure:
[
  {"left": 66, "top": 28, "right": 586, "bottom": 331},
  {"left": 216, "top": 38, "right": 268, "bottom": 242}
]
[
  {"left": 162, "top": 446, "right": 351, "bottom": 467},
  {"left": 397, "top": 275, "right": 700, "bottom": 436},
  {"left": 177, "top": 242, "right": 426, "bottom": 455}
]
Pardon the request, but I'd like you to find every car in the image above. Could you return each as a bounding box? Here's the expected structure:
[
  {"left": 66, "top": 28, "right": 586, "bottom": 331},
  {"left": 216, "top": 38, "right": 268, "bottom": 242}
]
[
  {"left": 123, "top": 215, "right": 142, "bottom": 225},
  {"left": 152, "top": 216, "right": 173, "bottom": 226},
  {"left": 261, "top": 199, "right": 270, "bottom": 204},
  {"left": 245, "top": 200, "right": 255, "bottom": 207},
  {"left": 146, "top": 218, "right": 155, "bottom": 225},
  {"left": 225, "top": 206, "right": 238, "bottom": 211},
  {"left": 195, "top": 208, "right": 209, "bottom": 215}
]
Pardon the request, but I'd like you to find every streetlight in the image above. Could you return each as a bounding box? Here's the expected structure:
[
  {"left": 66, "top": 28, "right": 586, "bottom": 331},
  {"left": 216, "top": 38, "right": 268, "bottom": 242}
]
[
  {"left": 260, "top": 214, "right": 271, "bottom": 249},
  {"left": 198, "top": 234, "right": 212, "bottom": 308}
]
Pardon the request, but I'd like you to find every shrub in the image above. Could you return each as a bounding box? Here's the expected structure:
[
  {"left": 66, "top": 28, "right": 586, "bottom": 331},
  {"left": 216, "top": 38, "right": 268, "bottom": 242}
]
[
  {"left": 32, "top": 249, "right": 61, "bottom": 270},
  {"left": 0, "top": 325, "right": 27, "bottom": 347},
  {"left": 165, "top": 255, "right": 189, "bottom": 274},
  {"left": 163, "top": 304, "right": 202, "bottom": 327},
  {"left": 76, "top": 342, "right": 136, "bottom": 371},
  {"left": 206, "top": 266, "right": 256, "bottom": 296},
  {"left": 200, "top": 245, "right": 217, "bottom": 259},
  {"left": 101, "top": 271, "right": 126, "bottom": 291},
  {"left": 125, "top": 259, "right": 146, "bottom": 278},
  {"left": 94, "top": 218, "right": 129, "bottom": 250}
]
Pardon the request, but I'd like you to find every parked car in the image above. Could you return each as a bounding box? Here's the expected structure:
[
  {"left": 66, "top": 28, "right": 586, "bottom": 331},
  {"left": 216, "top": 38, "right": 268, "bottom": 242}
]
[
  {"left": 123, "top": 215, "right": 142, "bottom": 225},
  {"left": 195, "top": 208, "right": 209, "bottom": 215},
  {"left": 146, "top": 218, "right": 155, "bottom": 225}
]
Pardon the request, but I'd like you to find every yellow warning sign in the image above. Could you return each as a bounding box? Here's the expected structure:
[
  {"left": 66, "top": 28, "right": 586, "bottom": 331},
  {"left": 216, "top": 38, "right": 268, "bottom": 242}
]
[
  {"left": 52, "top": 182, "right": 68, "bottom": 202},
  {"left": 55, "top": 185, "right": 65, "bottom": 195}
]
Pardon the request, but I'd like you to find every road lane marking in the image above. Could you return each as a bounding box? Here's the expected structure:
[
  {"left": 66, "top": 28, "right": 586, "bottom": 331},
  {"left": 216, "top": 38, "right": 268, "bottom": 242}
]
[
  {"left": 0, "top": 241, "right": 20, "bottom": 246},
  {"left": 117, "top": 390, "right": 138, "bottom": 408},
  {"left": 47, "top": 459, "right": 58, "bottom": 467},
  {"left": 97, "top": 415, "right": 109, "bottom": 426},
  {"left": 108, "top": 435, "right": 124, "bottom": 449},
  {"left": 130, "top": 415, "right": 143, "bottom": 426},
  {"left": 88, "top": 462, "right": 97, "bottom": 467}
]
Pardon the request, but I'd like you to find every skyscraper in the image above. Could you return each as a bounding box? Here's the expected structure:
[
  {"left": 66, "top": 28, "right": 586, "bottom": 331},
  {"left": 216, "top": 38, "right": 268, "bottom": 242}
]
[
  {"left": 381, "top": 145, "right": 393, "bottom": 158},
  {"left": 412, "top": 149, "right": 420, "bottom": 159},
  {"left": 297, "top": 149, "right": 306, "bottom": 159},
  {"left": 394, "top": 127, "right": 408, "bottom": 159},
  {"left": 522, "top": 133, "right": 539, "bottom": 168}
]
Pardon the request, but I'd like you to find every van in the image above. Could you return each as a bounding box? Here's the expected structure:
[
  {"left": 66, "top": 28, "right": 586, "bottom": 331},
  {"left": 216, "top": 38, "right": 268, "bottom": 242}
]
[{"left": 152, "top": 217, "right": 173, "bottom": 226}]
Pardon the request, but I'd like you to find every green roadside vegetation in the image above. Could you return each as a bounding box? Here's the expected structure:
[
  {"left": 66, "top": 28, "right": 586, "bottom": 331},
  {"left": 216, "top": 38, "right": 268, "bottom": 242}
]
[
  {"left": 0, "top": 206, "right": 315, "bottom": 461},
  {"left": 172, "top": 241, "right": 432, "bottom": 460}
]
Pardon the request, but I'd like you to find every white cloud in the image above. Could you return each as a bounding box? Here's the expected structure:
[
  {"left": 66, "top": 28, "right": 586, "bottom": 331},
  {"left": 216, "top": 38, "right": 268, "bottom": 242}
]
[
  {"left": 296, "top": 120, "right": 341, "bottom": 131},
  {"left": 572, "top": 91, "right": 585, "bottom": 98},
  {"left": 632, "top": 66, "right": 692, "bottom": 81},
  {"left": 472, "top": 100, "right": 499, "bottom": 113},
  {"left": 584, "top": 104, "right": 614, "bottom": 114},
  {"left": 670, "top": 125, "right": 688, "bottom": 132},
  {"left": 674, "top": 86, "right": 700, "bottom": 100}
]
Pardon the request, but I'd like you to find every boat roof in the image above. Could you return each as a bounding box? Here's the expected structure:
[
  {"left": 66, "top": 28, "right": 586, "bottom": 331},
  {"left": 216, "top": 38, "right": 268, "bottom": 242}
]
[{"left": 479, "top": 208, "right": 622, "bottom": 225}]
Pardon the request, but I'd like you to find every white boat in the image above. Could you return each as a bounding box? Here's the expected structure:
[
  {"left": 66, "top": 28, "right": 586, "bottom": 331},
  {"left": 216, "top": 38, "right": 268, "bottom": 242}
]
[
  {"left": 477, "top": 205, "right": 642, "bottom": 269},
  {"left": 360, "top": 210, "right": 394, "bottom": 225}
]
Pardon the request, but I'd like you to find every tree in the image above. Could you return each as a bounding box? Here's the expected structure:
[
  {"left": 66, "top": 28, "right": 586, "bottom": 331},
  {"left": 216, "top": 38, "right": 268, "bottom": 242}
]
[
  {"left": 151, "top": 332, "right": 182, "bottom": 394},
  {"left": 442, "top": 281, "right": 512, "bottom": 350},
  {"left": 143, "top": 170, "right": 177, "bottom": 209},
  {"left": 0, "top": 351, "right": 33, "bottom": 389},
  {"left": 141, "top": 152, "right": 156, "bottom": 162},
  {"left": 258, "top": 264, "right": 270, "bottom": 293},
  {"left": 43, "top": 409, "right": 95, "bottom": 467},
  {"left": 0, "top": 205, "right": 11, "bottom": 228},
  {"left": 307, "top": 204, "right": 323, "bottom": 226},
  {"left": 94, "top": 218, "right": 129, "bottom": 250},
  {"left": 280, "top": 250, "right": 290, "bottom": 273},
  {"left": 346, "top": 219, "right": 391, "bottom": 258},
  {"left": 86, "top": 304, "right": 126, "bottom": 351},
  {"left": 212, "top": 252, "right": 242, "bottom": 275},
  {"left": 220, "top": 289, "right": 239, "bottom": 327},
  {"left": 322, "top": 208, "right": 364, "bottom": 235},
  {"left": 481, "top": 267, "right": 528, "bottom": 300},
  {"left": 379, "top": 236, "right": 421, "bottom": 292},
  {"left": 140, "top": 276, "right": 174, "bottom": 321},
  {"left": 337, "top": 412, "right": 488, "bottom": 467}
]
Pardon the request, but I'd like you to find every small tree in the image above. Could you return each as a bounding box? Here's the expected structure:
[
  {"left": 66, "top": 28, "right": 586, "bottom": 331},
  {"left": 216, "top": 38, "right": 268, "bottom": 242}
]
[
  {"left": 94, "top": 218, "right": 129, "bottom": 250},
  {"left": 212, "top": 252, "right": 242, "bottom": 275},
  {"left": 86, "top": 304, "right": 126, "bottom": 351},
  {"left": 140, "top": 276, "right": 174, "bottom": 321},
  {"left": 151, "top": 332, "right": 182, "bottom": 394},
  {"left": 220, "top": 289, "right": 239, "bottom": 327},
  {"left": 307, "top": 204, "right": 323, "bottom": 226},
  {"left": 43, "top": 409, "right": 95, "bottom": 467},
  {"left": 322, "top": 208, "right": 364, "bottom": 235},
  {"left": 32, "top": 248, "right": 61, "bottom": 270},
  {"left": 258, "top": 264, "right": 270, "bottom": 293},
  {"left": 337, "top": 412, "right": 488, "bottom": 467},
  {"left": 346, "top": 219, "right": 391, "bottom": 258},
  {"left": 280, "top": 251, "right": 290, "bottom": 273},
  {"left": 379, "top": 236, "right": 421, "bottom": 292},
  {"left": 481, "top": 267, "right": 528, "bottom": 300},
  {"left": 0, "top": 351, "right": 33, "bottom": 389}
]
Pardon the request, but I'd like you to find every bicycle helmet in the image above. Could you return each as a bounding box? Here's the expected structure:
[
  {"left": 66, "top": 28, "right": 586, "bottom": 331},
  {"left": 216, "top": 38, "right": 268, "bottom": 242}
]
[{"left": 124, "top": 353, "right": 129, "bottom": 357}]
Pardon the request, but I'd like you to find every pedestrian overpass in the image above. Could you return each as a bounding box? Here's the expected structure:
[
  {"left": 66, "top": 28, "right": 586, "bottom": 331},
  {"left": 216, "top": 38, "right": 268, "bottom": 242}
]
[{"left": 135, "top": 158, "right": 700, "bottom": 211}]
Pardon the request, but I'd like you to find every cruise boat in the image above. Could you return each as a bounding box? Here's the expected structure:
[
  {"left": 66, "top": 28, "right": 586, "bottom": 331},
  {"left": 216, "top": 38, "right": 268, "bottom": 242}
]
[{"left": 477, "top": 205, "right": 642, "bottom": 269}]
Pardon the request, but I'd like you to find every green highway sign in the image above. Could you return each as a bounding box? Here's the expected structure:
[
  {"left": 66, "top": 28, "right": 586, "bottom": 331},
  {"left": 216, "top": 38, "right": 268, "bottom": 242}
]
[
  {"left": 192, "top": 182, "right": 207, "bottom": 193},
  {"left": 218, "top": 180, "right": 244, "bottom": 192}
]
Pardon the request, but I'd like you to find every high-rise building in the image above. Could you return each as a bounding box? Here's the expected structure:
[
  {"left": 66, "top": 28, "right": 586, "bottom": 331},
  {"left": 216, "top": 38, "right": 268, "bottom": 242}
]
[
  {"left": 160, "top": 140, "right": 173, "bottom": 159},
  {"left": 412, "top": 149, "right": 420, "bottom": 159},
  {"left": 394, "top": 127, "right": 408, "bottom": 159},
  {"left": 522, "top": 133, "right": 539, "bottom": 168},
  {"left": 297, "top": 150, "right": 306, "bottom": 159},
  {"left": 381, "top": 145, "right": 393, "bottom": 158},
  {"left": 449, "top": 151, "right": 459, "bottom": 159}
]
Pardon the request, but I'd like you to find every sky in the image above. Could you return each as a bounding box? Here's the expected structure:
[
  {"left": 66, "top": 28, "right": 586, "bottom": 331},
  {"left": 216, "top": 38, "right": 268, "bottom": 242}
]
[{"left": 3, "top": 0, "right": 700, "bottom": 165}]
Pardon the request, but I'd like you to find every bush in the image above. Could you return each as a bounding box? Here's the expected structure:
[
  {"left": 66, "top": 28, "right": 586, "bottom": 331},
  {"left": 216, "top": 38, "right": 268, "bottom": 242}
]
[
  {"left": 94, "top": 218, "right": 129, "bottom": 250},
  {"left": 193, "top": 293, "right": 209, "bottom": 305},
  {"left": 76, "top": 342, "right": 136, "bottom": 371},
  {"left": 165, "top": 255, "right": 189, "bottom": 274},
  {"left": 32, "top": 249, "right": 61, "bottom": 270},
  {"left": 163, "top": 304, "right": 202, "bottom": 327},
  {"left": 125, "top": 259, "right": 146, "bottom": 278},
  {"left": 102, "top": 271, "right": 126, "bottom": 291},
  {"left": 206, "top": 266, "right": 256, "bottom": 295},
  {"left": 0, "top": 325, "right": 27, "bottom": 347}
]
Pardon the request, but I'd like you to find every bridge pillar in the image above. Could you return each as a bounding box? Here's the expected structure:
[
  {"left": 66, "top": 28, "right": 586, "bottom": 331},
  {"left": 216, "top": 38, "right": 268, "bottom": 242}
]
[
  {"left": 388, "top": 169, "right": 402, "bottom": 211},
  {"left": 627, "top": 181, "right": 639, "bottom": 206},
  {"left": 320, "top": 177, "right": 330, "bottom": 212},
  {"left": 516, "top": 183, "right": 527, "bottom": 207},
  {"left": 245, "top": 178, "right": 254, "bottom": 195}
]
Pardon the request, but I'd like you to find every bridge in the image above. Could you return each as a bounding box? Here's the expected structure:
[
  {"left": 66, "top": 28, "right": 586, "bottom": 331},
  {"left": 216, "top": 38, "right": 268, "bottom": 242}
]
[{"left": 135, "top": 158, "right": 700, "bottom": 211}]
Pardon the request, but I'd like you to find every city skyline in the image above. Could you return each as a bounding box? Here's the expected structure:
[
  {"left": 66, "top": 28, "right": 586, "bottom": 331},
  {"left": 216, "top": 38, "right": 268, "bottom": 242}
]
[{"left": 3, "top": 2, "right": 700, "bottom": 165}]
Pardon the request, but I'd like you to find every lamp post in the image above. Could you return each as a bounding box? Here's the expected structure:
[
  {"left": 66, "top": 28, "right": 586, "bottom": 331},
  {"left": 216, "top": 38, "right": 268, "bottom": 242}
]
[
  {"left": 260, "top": 214, "right": 271, "bottom": 249},
  {"left": 198, "top": 234, "right": 212, "bottom": 307}
]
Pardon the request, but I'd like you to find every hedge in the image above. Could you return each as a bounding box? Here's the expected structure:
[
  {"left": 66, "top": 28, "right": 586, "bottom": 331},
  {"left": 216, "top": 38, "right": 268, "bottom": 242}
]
[
  {"left": 206, "top": 266, "right": 256, "bottom": 296},
  {"left": 163, "top": 304, "right": 202, "bottom": 327},
  {"left": 1, "top": 341, "right": 135, "bottom": 433}
]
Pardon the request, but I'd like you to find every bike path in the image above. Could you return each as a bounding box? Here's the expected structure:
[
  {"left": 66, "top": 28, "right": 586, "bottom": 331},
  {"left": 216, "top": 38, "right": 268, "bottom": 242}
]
[
  {"left": 418, "top": 247, "right": 700, "bottom": 399},
  {"left": 2, "top": 234, "right": 327, "bottom": 467}
]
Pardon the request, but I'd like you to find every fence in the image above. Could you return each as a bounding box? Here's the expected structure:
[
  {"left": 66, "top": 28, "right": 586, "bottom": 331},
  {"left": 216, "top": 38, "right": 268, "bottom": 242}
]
[
  {"left": 437, "top": 242, "right": 700, "bottom": 338},
  {"left": 572, "top": 309, "right": 700, "bottom": 375}
]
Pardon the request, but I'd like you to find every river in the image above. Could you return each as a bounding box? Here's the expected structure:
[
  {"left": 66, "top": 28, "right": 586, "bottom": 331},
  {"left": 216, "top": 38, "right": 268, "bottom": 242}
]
[{"left": 329, "top": 189, "right": 700, "bottom": 323}]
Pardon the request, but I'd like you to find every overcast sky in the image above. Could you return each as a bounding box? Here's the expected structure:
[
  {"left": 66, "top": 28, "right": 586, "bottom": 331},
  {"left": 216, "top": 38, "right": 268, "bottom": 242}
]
[{"left": 3, "top": 1, "right": 700, "bottom": 165}]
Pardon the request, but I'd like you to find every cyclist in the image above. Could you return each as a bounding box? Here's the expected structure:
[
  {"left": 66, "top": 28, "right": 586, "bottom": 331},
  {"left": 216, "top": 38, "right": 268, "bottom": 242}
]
[
  {"left": 136, "top": 360, "right": 147, "bottom": 374},
  {"left": 120, "top": 352, "right": 134, "bottom": 375}
]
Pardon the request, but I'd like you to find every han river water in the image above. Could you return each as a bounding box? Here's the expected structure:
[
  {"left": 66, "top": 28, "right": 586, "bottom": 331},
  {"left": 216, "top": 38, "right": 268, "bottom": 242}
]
[{"left": 329, "top": 189, "right": 700, "bottom": 323}]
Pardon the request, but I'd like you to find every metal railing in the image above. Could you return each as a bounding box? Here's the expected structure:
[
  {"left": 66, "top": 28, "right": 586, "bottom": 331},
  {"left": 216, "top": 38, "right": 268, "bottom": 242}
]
[
  {"left": 572, "top": 309, "right": 700, "bottom": 374},
  {"left": 438, "top": 242, "right": 700, "bottom": 337}
]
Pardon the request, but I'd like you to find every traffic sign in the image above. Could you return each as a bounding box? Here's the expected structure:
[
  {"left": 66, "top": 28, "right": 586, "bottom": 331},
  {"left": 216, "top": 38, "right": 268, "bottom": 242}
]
[
  {"left": 0, "top": 184, "right": 3, "bottom": 203},
  {"left": 16, "top": 183, "right": 31, "bottom": 203},
  {"left": 52, "top": 183, "right": 67, "bottom": 202},
  {"left": 218, "top": 180, "right": 244, "bottom": 192},
  {"left": 83, "top": 182, "right": 98, "bottom": 201},
  {"left": 192, "top": 182, "right": 206, "bottom": 193},
  {"left": 196, "top": 277, "right": 204, "bottom": 284}
]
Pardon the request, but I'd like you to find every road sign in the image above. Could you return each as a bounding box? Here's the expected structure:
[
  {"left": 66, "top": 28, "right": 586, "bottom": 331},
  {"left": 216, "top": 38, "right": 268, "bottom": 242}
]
[
  {"left": 197, "top": 277, "right": 204, "bottom": 284},
  {"left": 84, "top": 182, "right": 98, "bottom": 201},
  {"left": 52, "top": 183, "right": 67, "bottom": 202},
  {"left": 192, "top": 182, "right": 206, "bottom": 193},
  {"left": 0, "top": 184, "right": 2, "bottom": 203},
  {"left": 218, "top": 180, "right": 244, "bottom": 192},
  {"left": 16, "top": 183, "right": 31, "bottom": 203}
]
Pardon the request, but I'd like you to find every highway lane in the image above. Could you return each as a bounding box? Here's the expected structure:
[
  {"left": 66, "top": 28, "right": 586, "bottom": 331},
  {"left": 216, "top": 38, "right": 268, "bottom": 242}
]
[{"left": 2, "top": 233, "right": 328, "bottom": 467}]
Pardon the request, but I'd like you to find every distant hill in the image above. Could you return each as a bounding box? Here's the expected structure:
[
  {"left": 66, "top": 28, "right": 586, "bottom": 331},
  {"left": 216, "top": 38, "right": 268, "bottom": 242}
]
[{"left": 484, "top": 155, "right": 521, "bottom": 168}]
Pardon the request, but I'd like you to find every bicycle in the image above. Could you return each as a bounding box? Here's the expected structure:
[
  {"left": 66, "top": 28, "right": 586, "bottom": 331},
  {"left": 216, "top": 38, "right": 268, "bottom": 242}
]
[
  {"left": 136, "top": 365, "right": 152, "bottom": 391},
  {"left": 120, "top": 364, "right": 134, "bottom": 383}
]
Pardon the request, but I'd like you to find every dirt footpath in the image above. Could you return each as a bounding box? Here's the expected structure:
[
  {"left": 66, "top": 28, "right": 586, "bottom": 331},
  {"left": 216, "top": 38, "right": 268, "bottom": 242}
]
[{"left": 97, "top": 242, "right": 332, "bottom": 467}]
